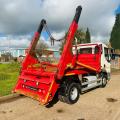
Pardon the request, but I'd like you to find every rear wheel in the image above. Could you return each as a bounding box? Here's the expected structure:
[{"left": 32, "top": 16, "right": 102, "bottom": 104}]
[{"left": 58, "top": 82, "right": 80, "bottom": 104}]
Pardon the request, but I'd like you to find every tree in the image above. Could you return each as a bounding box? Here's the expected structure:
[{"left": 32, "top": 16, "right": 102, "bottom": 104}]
[
  {"left": 110, "top": 13, "right": 120, "bottom": 49},
  {"left": 74, "top": 29, "right": 86, "bottom": 44},
  {"left": 1, "top": 52, "right": 13, "bottom": 62},
  {"left": 85, "top": 28, "right": 91, "bottom": 43},
  {"left": 36, "top": 40, "right": 48, "bottom": 56}
]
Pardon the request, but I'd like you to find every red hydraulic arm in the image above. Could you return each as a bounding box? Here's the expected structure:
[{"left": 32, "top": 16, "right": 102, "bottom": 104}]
[
  {"left": 21, "top": 19, "right": 47, "bottom": 70},
  {"left": 57, "top": 6, "right": 82, "bottom": 79}
]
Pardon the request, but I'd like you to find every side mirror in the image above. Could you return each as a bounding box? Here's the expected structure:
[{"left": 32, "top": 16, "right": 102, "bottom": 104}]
[
  {"left": 111, "top": 54, "right": 116, "bottom": 60},
  {"left": 110, "top": 48, "right": 116, "bottom": 60}
]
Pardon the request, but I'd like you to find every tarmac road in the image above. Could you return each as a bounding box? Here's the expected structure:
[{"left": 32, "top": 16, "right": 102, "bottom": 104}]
[{"left": 0, "top": 73, "right": 120, "bottom": 120}]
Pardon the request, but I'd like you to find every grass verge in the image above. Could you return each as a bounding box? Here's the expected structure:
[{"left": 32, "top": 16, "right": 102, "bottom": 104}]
[{"left": 0, "top": 62, "right": 20, "bottom": 96}]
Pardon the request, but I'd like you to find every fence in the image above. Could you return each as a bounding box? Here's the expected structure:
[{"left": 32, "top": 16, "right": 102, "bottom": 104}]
[{"left": 111, "top": 56, "right": 120, "bottom": 69}]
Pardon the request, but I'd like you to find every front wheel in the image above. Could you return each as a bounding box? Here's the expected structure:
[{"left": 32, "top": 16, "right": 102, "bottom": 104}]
[
  {"left": 58, "top": 82, "right": 80, "bottom": 104},
  {"left": 101, "top": 76, "right": 107, "bottom": 88}
]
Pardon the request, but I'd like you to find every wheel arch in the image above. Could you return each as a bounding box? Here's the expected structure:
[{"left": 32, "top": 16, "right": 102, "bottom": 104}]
[
  {"left": 58, "top": 75, "right": 81, "bottom": 104},
  {"left": 101, "top": 71, "right": 108, "bottom": 80},
  {"left": 60, "top": 75, "right": 82, "bottom": 92}
]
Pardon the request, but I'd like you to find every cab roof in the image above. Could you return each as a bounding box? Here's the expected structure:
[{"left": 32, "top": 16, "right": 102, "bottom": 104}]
[{"left": 73, "top": 42, "right": 108, "bottom": 48}]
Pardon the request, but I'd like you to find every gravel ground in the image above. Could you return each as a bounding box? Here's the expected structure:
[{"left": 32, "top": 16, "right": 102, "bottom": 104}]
[{"left": 0, "top": 74, "right": 120, "bottom": 120}]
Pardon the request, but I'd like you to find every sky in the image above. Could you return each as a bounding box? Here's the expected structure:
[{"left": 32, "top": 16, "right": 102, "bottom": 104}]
[
  {"left": 115, "top": 4, "right": 120, "bottom": 13},
  {"left": 0, "top": 0, "right": 120, "bottom": 50}
]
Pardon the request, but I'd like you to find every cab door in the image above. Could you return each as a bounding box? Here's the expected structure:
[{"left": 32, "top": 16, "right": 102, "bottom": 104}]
[{"left": 77, "top": 45, "right": 101, "bottom": 71}]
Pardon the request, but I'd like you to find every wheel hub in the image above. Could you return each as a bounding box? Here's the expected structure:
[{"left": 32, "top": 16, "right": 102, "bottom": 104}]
[
  {"left": 103, "top": 78, "right": 107, "bottom": 85},
  {"left": 70, "top": 87, "right": 78, "bottom": 100}
]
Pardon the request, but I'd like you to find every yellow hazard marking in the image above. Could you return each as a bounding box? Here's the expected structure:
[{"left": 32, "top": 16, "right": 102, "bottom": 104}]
[
  {"left": 66, "top": 63, "right": 73, "bottom": 68},
  {"left": 65, "top": 73, "right": 75, "bottom": 76},
  {"left": 76, "top": 61, "right": 97, "bottom": 71},
  {"left": 42, "top": 79, "right": 55, "bottom": 105}
]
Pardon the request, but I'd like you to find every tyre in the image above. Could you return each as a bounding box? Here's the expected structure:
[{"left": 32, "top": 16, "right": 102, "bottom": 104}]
[
  {"left": 58, "top": 82, "right": 80, "bottom": 104},
  {"left": 101, "top": 76, "right": 107, "bottom": 88}
]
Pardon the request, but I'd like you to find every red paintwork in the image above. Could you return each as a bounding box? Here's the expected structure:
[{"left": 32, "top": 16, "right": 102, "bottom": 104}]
[
  {"left": 57, "top": 21, "right": 78, "bottom": 79},
  {"left": 13, "top": 8, "right": 101, "bottom": 105}
]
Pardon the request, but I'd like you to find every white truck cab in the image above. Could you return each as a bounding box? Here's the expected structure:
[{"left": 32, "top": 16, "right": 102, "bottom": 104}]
[{"left": 72, "top": 42, "right": 112, "bottom": 90}]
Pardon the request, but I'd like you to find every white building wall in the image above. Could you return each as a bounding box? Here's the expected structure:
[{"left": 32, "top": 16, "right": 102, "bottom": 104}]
[{"left": 0, "top": 48, "right": 26, "bottom": 58}]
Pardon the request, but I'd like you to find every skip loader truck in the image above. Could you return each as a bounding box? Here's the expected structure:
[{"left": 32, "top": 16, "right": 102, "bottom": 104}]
[{"left": 13, "top": 6, "right": 114, "bottom": 105}]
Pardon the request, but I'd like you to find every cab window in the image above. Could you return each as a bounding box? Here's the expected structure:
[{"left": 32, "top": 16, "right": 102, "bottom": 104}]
[
  {"left": 79, "top": 48, "right": 92, "bottom": 54},
  {"left": 94, "top": 46, "right": 99, "bottom": 54}
]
